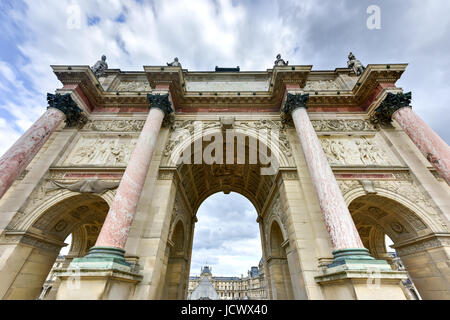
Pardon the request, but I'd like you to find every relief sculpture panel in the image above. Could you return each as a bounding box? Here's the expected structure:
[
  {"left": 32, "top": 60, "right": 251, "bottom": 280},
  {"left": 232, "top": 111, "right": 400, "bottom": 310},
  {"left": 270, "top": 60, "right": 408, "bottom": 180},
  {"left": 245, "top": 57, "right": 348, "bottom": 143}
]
[
  {"left": 62, "top": 134, "right": 138, "bottom": 166},
  {"left": 319, "top": 135, "right": 398, "bottom": 166}
]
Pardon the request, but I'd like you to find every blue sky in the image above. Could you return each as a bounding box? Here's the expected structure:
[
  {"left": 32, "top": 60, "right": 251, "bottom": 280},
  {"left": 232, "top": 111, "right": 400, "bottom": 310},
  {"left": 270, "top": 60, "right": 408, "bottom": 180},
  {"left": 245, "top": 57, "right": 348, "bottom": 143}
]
[{"left": 1, "top": 0, "right": 449, "bottom": 276}]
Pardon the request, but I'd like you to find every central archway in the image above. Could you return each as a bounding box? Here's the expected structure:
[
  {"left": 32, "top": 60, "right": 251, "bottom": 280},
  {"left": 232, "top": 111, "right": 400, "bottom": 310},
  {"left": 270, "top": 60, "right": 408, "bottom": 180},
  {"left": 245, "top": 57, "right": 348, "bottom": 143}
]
[
  {"left": 187, "top": 192, "right": 264, "bottom": 300},
  {"left": 159, "top": 127, "right": 298, "bottom": 300}
]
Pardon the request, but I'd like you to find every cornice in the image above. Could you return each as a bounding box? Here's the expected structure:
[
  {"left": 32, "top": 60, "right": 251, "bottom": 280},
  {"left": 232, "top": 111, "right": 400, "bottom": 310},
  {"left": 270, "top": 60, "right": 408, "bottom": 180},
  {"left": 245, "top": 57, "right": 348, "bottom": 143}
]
[{"left": 51, "top": 63, "right": 407, "bottom": 113}]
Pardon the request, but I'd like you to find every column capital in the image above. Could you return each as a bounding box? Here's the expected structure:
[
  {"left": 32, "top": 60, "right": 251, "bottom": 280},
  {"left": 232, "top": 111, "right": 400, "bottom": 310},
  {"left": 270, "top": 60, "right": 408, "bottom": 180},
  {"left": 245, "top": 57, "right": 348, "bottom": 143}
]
[
  {"left": 147, "top": 93, "right": 173, "bottom": 115},
  {"left": 281, "top": 93, "right": 310, "bottom": 115},
  {"left": 47, "top": 93, "right": 86, "bottom": 127},
  {"left": 370, "top": 91, "right": 411, "bottom": 125}
]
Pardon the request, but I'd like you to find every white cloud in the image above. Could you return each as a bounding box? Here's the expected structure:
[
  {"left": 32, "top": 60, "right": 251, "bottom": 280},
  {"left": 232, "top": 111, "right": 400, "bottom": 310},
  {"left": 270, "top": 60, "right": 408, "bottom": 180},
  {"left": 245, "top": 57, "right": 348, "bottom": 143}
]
[
  {"left": 190, "top": 192, "right": 262, "bottom": 277},
  {"left": 0, "top": 117, "right": 20, "bottom": 155}
]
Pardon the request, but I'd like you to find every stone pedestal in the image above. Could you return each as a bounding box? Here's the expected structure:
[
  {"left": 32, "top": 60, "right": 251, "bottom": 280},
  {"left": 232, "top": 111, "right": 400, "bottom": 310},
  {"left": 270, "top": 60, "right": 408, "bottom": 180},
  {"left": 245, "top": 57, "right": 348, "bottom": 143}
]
[
  {"left": 55, "top": 247, "right": 142, "bottom": 300},
  {"left": 315, "top": 259, "right": 408, "bottom": 300}
]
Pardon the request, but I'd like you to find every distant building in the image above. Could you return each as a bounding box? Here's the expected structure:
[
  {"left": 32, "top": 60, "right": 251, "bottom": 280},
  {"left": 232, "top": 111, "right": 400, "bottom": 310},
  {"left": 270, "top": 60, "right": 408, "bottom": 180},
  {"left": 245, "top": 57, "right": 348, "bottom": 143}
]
[
  {"left": 188, "top": 259, "right": 268, "bottom": 300},
  {"left": 387, "top": 252, "right": 421, "bottom": 300},
  {"left": 188, "top": 277, "right": 221, "bottom": 300},
  {"left": 37, "top": 255, "right": 66, "bottom": 300}
]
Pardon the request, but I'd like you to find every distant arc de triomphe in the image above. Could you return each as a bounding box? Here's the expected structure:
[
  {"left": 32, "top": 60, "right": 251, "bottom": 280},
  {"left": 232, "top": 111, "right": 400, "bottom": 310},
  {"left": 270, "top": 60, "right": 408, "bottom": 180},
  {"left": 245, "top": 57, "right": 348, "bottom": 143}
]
[{"left": 0, "top": 56, "right": 449, "bottom": 300}]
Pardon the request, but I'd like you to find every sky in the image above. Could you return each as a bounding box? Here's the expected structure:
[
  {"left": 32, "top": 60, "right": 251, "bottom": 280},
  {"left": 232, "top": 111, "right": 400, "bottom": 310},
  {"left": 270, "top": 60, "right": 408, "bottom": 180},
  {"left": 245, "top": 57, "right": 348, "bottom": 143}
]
[
  {"left": 190, "top": 192, "right": 261, "bottom": 277},
  {"left": 0, "top": 0, "right": 448, "bottom": 276}
]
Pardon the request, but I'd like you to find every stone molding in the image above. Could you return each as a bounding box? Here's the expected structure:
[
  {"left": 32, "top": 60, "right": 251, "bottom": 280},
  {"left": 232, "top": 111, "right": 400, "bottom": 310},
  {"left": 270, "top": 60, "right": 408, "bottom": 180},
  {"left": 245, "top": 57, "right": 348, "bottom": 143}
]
[{"left": 393, "top": 234, "right": 450, "bottom": 256}]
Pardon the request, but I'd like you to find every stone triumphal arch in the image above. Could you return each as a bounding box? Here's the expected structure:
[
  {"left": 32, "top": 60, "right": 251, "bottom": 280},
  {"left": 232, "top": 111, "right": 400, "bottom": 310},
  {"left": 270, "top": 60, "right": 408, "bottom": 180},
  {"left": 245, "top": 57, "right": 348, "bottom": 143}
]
[{"left": 0, "top": 54, "right": 449, "bottom": 300}]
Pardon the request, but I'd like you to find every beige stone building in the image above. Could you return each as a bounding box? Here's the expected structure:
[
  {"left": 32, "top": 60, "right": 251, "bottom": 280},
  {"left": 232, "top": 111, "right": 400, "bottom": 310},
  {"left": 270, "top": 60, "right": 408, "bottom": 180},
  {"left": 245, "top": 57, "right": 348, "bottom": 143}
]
[
  {"left": 0, "top": 54, "right": 449, "bottom": 300},
  {"left": 188, "top": 262, "right": 268, "bottom": 300}
]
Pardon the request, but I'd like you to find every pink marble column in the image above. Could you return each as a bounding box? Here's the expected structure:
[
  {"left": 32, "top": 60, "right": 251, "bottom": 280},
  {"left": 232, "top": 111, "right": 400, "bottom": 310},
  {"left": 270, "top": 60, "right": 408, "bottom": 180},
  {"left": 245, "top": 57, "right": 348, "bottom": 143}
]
[
  {"left": 286, "top": 94, "right": 365, "bottom": 251},
  {"left": 95, "top": 96, "right": 170, "bottom": 250},
  {"left": 0, "top": 108, "right": 65, "bottom": 199},
  {"left": 393, "top": 107, "right": 450, "bottom": 185}
]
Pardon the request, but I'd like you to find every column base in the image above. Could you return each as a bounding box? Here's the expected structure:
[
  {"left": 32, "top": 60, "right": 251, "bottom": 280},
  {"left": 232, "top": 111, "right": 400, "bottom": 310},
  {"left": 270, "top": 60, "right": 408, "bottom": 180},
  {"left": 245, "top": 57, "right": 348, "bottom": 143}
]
[
  {"left": 315, "top": 258, "right": 408, "bottom": 300},
  {"left": 328, "top": 248, "right": 375, "bottom": 268},
  {"left": 54, "top": 246, "right": 142, "bottom": 300}
]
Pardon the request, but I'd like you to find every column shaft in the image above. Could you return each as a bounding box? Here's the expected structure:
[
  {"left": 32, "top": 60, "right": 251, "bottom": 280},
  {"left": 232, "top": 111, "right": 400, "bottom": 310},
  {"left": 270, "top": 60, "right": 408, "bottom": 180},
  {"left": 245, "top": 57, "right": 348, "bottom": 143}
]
[
  {"left": 393, "top": 107, "right": 450, "bottom": 184},
  {"left": 0, "top": 108, "right": 65, "bottom": 199},
  {"left": 291, "top": 107, "right": 364, "bottom": 250},
  {"left": 95, "top": 107, "right": 165, "bottom": 249}
]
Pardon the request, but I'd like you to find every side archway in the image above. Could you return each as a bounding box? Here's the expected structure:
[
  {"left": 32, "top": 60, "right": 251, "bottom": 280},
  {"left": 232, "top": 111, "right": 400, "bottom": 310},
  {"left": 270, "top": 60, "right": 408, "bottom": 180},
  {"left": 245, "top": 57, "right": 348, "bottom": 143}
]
[
  {"left": 348, "top": 193, "right": 449, "bottom": 299},
  {"left": 0, "top": 194, "right": 108, "bottom": 300},
  {"left": 267, "top": 221, "right": 294, "bottom": 300}
]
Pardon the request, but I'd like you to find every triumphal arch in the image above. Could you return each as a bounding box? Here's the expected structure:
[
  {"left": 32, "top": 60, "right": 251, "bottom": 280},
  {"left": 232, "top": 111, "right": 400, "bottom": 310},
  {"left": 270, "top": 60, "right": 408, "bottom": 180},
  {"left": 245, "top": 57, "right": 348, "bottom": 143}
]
[{"left": 0, "top": 54, "right": 449, "bottom": 300}]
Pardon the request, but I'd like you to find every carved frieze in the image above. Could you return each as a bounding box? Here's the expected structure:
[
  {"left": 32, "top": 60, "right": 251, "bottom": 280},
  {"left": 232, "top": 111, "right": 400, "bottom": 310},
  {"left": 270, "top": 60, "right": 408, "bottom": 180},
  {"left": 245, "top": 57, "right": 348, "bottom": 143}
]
[
  {"left": 320, "top": 135, "right": 394, "bottom": 166},
  {"left": 311, "top": 119, "right": 377, "bottom": 132},
  {"left": 63, "top": 134, "right": 138, "bottom": 166},
  {"left": 303, "top": 80, "right": 341, "bottom": 91},
  {"left": 82, "top": 120, "right": 145, "bottom": 132},
  {"left": 395, "top": 236, "right": 450, "bottom": 256},
  {"left": 116, "top": 81, "right": 151, "bottom": 92}
]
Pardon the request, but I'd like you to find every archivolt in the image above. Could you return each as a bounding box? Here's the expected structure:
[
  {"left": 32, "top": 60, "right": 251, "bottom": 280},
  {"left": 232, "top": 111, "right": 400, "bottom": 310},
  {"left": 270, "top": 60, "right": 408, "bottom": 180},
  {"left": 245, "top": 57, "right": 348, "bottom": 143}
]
[{"left": 341, "top": 185, "right": 442, "bottom": 234}]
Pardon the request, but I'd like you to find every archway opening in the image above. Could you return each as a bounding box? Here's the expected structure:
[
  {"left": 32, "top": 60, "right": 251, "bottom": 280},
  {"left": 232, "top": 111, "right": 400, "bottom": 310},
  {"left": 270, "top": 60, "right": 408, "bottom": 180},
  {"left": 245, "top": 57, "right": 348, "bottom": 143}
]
[
  {"left": 187, "top": 192, "right": 266, "bottom": 300},
  {"left": 349, "top": 194, "right": 428, "bottom": 300},
  {"left": 17, "top": 194, "right": 109, "bottom": 300},
  {"left": 160, "top": 128, "right": 295, "bottom": 300}
]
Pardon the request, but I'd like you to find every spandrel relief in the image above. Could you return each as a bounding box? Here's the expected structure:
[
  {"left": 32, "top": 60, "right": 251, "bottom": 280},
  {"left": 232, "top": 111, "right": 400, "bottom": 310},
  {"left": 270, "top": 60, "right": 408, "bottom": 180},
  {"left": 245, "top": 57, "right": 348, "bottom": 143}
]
[
  {"left": 63, "top": 134, "right": 138, "bottom": 166},
  {"left": 319, "top": 135, "right": 397, "bottom": 166}
]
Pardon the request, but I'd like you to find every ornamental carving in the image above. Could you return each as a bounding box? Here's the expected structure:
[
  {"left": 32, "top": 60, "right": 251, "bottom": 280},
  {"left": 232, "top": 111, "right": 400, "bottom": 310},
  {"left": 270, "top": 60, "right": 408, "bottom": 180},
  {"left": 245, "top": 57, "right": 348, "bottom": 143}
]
[
  {"left": 264, "top": 194, "right": 288, "bottom": 243},
  {"left": 320, "top": 136, "right": 393, "bottom": 166},
  {"left": 396, "top": 237, "right": 450, "bottom": 256},
  {"left": 372, "top": 180, "right": 435, "bottom": 214},
  {"left": 282, "top": 93, "right": 309, "bottom": 115},
  {"left": 117, "top": 81, "right": 151, "bottom": 92},
  {"left": 47, "top": 93, "right": 87, "bottom": 128},
  {"left": 82, "top": 120, "right": 145, "bottom": 132},
  {"left": 147, "top": 93, "right": 173, "bottom": 115},
  {"left": 167, "top": 194, "right": 190, "bottom": 243},
  {"left": 162, "top": 119, "right": 293, "bottom": 163},
  {"left": 370, "top": 92, "right": 412, "bottom": 125},
  {"left": 63, "top": 135, "right": 138, "bottom": 166},
  {"left": 162, "top": 120, "right": 221, "bottom": 157},
  {"left": 236, "top": 120, "right": 293, "bottom": 158},
  {"left": 337, "top": 179, "right": 361, "bottom": 196},
  {"left": 311, "top": 119, "right": 377, "bottom": 132},
  {"left": 48, "top": 179, "right": 120, "bottom": 194},
  {"left": 303, "top": 80, "right": 341, "bottom": 91}
]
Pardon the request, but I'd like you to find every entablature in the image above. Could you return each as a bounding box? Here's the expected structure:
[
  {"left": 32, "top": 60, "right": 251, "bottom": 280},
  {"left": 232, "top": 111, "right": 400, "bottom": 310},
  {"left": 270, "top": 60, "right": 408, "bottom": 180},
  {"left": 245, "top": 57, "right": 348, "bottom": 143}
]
[{"left": 51, "top": 63, "right": 407, "bottom": 113}]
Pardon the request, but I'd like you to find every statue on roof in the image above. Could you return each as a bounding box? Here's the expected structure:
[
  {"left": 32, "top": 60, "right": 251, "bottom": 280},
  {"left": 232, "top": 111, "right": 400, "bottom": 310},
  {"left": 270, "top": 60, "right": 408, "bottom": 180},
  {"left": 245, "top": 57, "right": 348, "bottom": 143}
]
[
  {"left": 91, "top": 55, "right": 108, "bottom": 78},
  {"left": 274, "top": 54, "right": 288, "bottom": 66},
  {"left": 167, "top": 57, "right": 182, "bottom": 67},
  {"left": 347, "top": 52, "right": 365, "bottom": 76}
]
